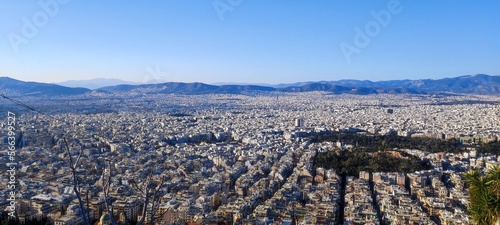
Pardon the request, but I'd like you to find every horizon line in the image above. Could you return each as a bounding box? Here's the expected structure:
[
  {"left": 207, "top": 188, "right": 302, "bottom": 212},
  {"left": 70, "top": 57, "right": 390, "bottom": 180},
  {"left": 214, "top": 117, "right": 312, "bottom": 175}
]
[{"left": 1, "top": 73, "right": 499, "bottom": 87}]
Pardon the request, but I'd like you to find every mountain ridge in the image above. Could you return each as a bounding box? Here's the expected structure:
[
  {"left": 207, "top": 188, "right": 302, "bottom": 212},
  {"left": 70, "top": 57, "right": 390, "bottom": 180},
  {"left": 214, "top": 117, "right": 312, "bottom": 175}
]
[
  {"left": 0, "top": 77, "right": 90, "bottom": 96},
  {"left": 1, "top": 74, "right": 500, "bottom": 96},
  {"left": 56, "top": 78, "right": 140, "bottom": 90}
]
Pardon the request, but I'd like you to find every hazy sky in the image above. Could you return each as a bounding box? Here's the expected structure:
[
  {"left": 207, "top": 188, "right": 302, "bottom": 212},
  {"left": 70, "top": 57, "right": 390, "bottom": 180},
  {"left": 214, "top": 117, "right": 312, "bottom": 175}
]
[{"left": 1, "top": 1, "right": 499, "bottom": 84}]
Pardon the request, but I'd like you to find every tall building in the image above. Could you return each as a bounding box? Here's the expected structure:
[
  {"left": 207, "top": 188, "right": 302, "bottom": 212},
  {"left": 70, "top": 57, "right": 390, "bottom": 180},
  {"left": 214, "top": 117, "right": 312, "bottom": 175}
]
[{"left": 294, "top": 118, "right": 304, "bottom": 127}]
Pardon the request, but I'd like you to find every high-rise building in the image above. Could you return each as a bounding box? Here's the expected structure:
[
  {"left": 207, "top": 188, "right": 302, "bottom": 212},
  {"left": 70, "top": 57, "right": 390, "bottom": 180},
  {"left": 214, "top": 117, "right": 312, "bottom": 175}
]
[{"left": 294, "top": 118, "right": 304, "bottom": 127}]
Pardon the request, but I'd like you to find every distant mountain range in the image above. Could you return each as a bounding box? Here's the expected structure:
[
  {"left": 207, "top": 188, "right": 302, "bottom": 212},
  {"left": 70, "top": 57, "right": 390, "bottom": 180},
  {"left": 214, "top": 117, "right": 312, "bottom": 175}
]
[
  {"left": 56, "top": 78, "right": 140, "bottom": 89},
  {"left": 0, "top": 77, "right": 89, "bottom": 96},
  {"left": 1, "top": 74, "right": 500, "bottom": 96},
  {"left": 97, "top": 83, "right": 276, "bottom": 95},
  {"left": 327, "top": 74, "right": 500, "bottom": 94}
]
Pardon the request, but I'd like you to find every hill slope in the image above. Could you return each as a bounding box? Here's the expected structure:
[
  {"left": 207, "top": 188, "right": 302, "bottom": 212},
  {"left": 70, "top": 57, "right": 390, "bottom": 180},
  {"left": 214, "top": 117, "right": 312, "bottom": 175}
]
[{"left": 0, "top": 77, "right": 90, "bottom": 96}]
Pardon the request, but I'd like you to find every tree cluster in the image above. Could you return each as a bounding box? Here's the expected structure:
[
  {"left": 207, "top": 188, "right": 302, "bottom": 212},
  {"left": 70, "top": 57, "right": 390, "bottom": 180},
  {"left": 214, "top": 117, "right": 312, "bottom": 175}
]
[
  {"left": 314, "top": 149, "right": 431, "bottom": 177},
  {"left": 477, "top": 140, "right": 500, "bottom": 156},
  {"left": 310, "top": 132, "right": 464, "bottom": 153}
]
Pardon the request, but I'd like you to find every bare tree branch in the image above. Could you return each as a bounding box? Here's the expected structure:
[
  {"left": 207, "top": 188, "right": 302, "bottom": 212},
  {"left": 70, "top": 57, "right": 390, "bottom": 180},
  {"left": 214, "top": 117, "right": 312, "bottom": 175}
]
[
  {"left": 137, "top": 170, "right": 153, "bottom": 225},
  {"left": 86, "top": 185, "right": 91, "bottom": 225},
  {"left": 2, "top": 94, "right": 93, "bottom": 225},
  {"left": 102, "top": 160, "right": 118, "bottom": 225},
  {"left": 64, "top": 137, "right": 91, "bottom": 225},
  {"left": 130, "top": 178, "right": 146, "bottom": 196},
  {"left": 149, "top": 175, "right": 166, "bottom": 225},
  {"left": 1, "top": 94, "right": 168, "bottom": 225}
]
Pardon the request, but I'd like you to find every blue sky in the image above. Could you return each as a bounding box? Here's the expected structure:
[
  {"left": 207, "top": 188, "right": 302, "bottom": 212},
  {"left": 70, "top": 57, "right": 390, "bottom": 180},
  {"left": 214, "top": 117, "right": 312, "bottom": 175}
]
[{"left": 1, "top": 1, "right": 499, "bottom": 84}]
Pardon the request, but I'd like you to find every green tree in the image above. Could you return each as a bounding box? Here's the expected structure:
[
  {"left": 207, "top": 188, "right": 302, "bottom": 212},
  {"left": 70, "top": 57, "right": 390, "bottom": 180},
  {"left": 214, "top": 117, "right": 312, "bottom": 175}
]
[{"left": 465, "top": 166, "right": 500, "bottom": 225}]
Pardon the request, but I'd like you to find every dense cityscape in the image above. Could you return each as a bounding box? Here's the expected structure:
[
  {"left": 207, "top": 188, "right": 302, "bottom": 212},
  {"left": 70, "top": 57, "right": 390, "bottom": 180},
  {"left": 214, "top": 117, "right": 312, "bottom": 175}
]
[
  {"left": 1, "top": 92, "right": 499, "bottom": 224},
  {"left": 2, "top": 0, "right": 500, "bottom": 224}
]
